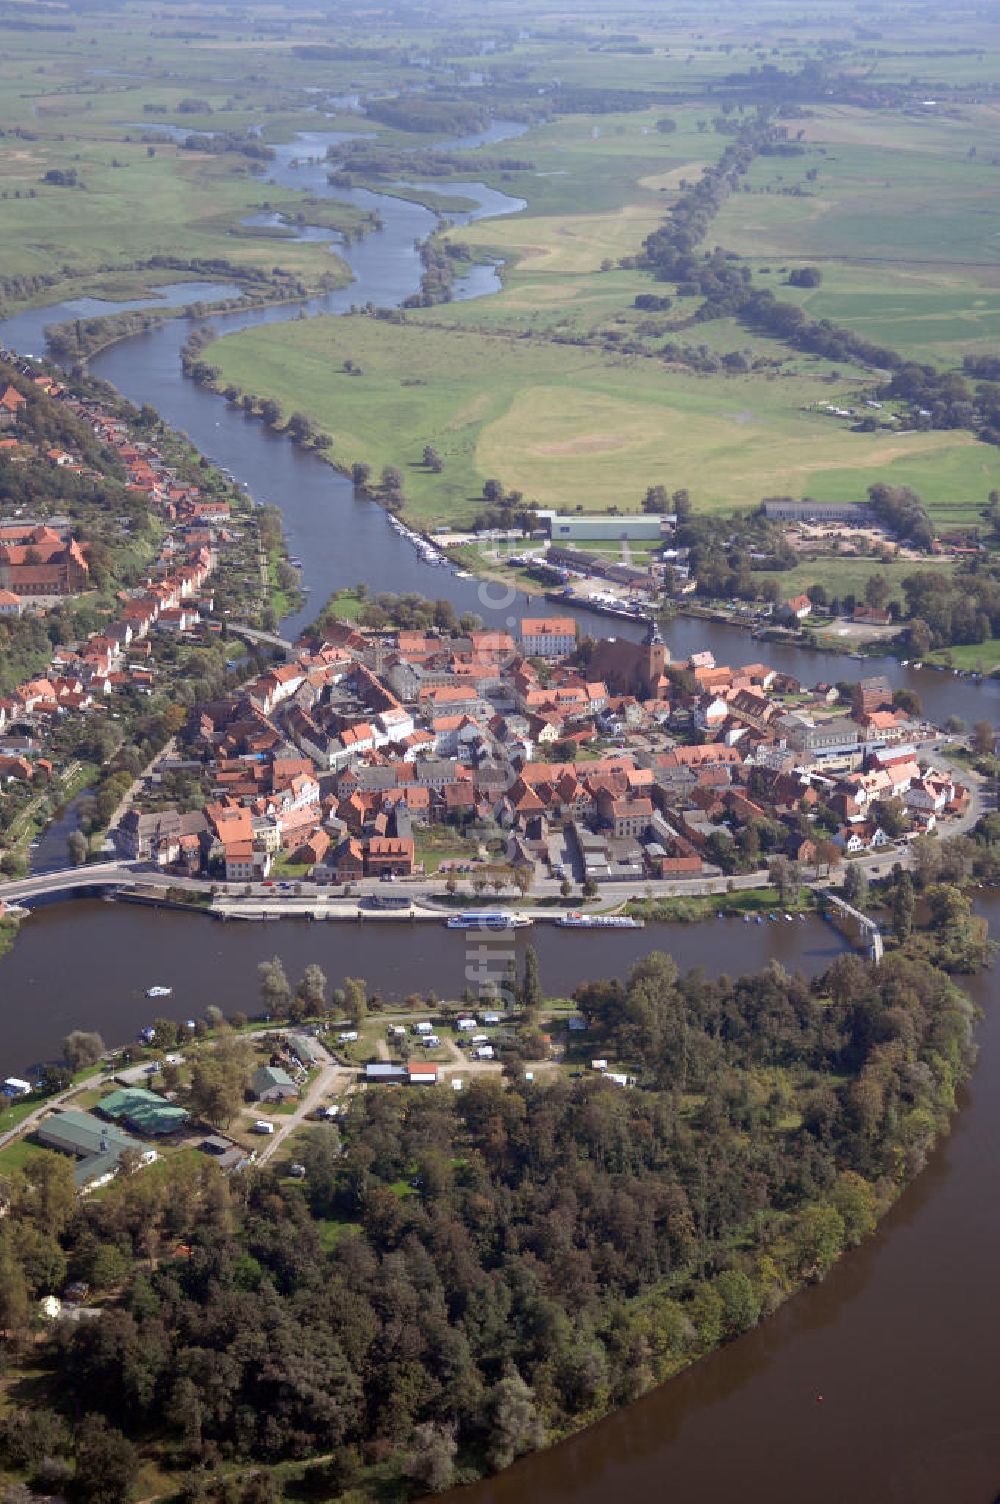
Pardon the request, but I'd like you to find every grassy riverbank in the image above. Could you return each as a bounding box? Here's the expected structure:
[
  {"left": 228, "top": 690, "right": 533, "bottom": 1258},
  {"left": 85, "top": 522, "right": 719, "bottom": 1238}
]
[
  {"left": 0, "top": 917, "right": 21, "bottom": 962},
  {"left": 627, "top": 885, "right": 817, "bottom": 923},
  {"left": 204, "top": 313, "right": 990, "bottom": 528}
]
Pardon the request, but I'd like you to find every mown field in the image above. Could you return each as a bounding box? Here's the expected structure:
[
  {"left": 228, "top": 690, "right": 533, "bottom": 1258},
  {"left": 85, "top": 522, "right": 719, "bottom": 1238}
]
[{"left": 207, "top": 314, "right": 996, "bottom": 527}]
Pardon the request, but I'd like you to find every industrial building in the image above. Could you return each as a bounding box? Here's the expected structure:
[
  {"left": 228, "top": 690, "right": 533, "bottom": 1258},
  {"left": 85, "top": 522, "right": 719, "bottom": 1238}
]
[
  {"left": 761, "top": 499, "right": 873, "bottom": 524},
  {"left": 540, "top": 512, "right": 668, "bottom": 543}
]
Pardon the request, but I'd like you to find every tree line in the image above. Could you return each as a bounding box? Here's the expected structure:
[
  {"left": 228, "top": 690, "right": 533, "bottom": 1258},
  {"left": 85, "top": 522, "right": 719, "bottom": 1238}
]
[{"left": 637, "top": 119, "right": 1000, "bottom": 447}]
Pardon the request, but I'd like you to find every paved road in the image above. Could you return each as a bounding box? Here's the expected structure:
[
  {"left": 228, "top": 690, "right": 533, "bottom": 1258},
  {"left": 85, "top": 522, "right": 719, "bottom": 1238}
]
[
  {"left": 106, "top": 738, "right": 176, "bottom": 835},
  {"left": 0, "top": 1067, "right": 117, "bottom": 1153},
  {"left": 2, "top": 748, "right": 984, "bottom": 912},
  {"left": 255, "top": 1039, "right": 346, "bottom": 1166},
  {"left": 0, "top": 860, "right": 147, "bottom": 903}
]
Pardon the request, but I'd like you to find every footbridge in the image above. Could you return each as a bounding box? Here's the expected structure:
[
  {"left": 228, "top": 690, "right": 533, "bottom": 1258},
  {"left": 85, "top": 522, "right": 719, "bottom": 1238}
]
[{"left": 824, "top": 893, "right": 884, "bottom": 963}]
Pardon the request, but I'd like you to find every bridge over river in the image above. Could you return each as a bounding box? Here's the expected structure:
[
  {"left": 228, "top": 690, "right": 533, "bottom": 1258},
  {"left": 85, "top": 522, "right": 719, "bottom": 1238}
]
[{"left": 0, "top": 861, "right": 149, "bottom": 906}]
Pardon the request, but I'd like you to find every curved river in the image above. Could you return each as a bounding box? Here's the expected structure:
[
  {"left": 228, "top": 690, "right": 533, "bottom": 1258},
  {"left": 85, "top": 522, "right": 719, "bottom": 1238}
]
[
  {"left": 454, "top": 902, "right": 1000, "bottom": 1504},
  {"left": 0, "top": 130, "right": 996, "bottom": 724},
  {"left": 0, "top": 123, "right": 999, "bottom": 1504}
]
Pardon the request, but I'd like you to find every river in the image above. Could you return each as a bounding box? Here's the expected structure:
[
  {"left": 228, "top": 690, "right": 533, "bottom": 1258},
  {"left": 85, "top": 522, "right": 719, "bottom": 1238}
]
[
  {"left": 0, "top": 129, "right": 995, "bottom": 723},
  {"left": 3, "top": 902, "right": 843, "bottom": 1075},
  {"left": 1, "top": 121, "right": 999, "bottom": 1502}
]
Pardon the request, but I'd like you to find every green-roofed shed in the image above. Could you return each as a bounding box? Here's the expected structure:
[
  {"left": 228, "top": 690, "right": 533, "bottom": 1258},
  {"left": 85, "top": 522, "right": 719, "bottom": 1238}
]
[
  {"left": 287, "top": 1032, "right": 320, "bottom": 1066},
  {"left": 99, "top": 1087, "right": 190, "bottom": 1136},
  {"left": 35, "top": 1109, "right": 156, "bottom": 1189},
  {"left": 250, "top": 1065, "right": 298, "bottom": 1103}
]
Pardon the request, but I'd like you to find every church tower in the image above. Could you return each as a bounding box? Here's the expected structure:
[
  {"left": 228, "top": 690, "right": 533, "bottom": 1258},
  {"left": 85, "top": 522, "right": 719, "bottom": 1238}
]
[{"left": 642, "top": 615, "right": 668, "bottom": 696}]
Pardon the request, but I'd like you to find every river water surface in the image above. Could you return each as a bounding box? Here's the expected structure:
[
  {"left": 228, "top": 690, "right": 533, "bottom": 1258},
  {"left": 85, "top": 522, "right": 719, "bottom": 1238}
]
[{"left": 3, "top": 904, "right": 843, "bottom": 1075}]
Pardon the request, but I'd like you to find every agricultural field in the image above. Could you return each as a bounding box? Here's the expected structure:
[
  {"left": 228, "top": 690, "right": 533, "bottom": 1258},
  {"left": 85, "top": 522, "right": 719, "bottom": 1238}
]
[
  {"left": 207, "top": 313, "right": 996, "bottom": 527},
  {"left": 711, "top": 101, "right": 1000, "bottom": 369},
  {"left": 0, "top": 0, "right": 999, "bottom": 543}
]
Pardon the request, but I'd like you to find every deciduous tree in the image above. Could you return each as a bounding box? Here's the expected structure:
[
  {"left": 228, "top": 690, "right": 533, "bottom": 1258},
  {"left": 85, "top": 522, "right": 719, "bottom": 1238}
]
[
  {"left": 258, "top": 955, "right": 290, "bottom": 1017},
  {"left": 61, "top": 1029, "right": 105, "bottom": 1072}
]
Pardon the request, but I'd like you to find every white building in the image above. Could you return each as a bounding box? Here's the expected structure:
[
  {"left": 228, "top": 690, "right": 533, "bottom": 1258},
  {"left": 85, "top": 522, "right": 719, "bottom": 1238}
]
[{"left": 519, "top": 616, "right": 577, "bottom": 660}]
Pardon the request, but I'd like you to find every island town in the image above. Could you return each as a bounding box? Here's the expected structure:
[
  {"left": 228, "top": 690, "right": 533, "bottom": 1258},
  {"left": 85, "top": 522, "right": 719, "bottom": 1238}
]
[
  {"left": 0, "top": 343, "right": 987, "bottom": 1219},
  {"left": 2, "top": 9, "right": 1000, "bottom": 1496},
  {"left": 108, "top": 616, "right": 968, "bottom": 901},
  {"left": 0, "top": 355, "right": 978, "bottom": 927}
]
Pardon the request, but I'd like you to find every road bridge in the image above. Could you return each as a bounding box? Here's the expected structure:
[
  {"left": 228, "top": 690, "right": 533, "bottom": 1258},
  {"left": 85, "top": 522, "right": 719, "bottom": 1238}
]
[
  {"left": 227, "top": 624, "right": 295, "bottom": 655},
  {"left": 0, "top": 861, "right": 148, "bottom": 906}
]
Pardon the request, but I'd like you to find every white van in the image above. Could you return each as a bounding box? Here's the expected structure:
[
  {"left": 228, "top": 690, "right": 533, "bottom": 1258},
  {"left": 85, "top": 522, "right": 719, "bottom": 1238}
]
[
  {"left": 338, "top": 1030, "right": 359, "bottom": 1043},
  {"left": 252, "top": 1120, "right": 275, "bottom": 1135}
]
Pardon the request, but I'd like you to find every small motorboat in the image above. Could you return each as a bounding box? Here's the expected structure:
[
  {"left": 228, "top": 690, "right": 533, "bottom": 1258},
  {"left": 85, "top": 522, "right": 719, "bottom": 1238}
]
[{"left": 146, "top": 985, "right": 173, "bottom": 998}]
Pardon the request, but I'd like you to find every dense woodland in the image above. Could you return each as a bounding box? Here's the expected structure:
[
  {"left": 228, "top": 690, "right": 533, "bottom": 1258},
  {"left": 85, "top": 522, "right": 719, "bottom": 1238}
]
[
  {"left": 0, "top": 935, "right": 980, "bottom": 1502},
  {"left": 902, "top": 567, "right": 1000, "bottom": 653},
  {"left": 326, "top": 142, "right": 534, "bottom": 185}
]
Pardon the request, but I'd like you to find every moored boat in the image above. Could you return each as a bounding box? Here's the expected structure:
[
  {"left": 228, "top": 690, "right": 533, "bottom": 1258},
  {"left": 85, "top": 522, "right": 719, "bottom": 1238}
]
[
  {"left": 445, "top": 911, "right": 532, "bottom": 931},
  {"left": 555, "top": 913, "right": 644, "bottom": 929}
]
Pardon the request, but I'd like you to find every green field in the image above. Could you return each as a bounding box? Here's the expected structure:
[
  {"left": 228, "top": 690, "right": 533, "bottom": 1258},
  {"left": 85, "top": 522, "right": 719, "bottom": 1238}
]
[
  {"left": 709, "top": 102, "right": 1000, "bottom": 368},
  {"left": 750, "top": 556, "right": 955, "bottom": 610},
  {"left": 207, "top": 313, "right": 997, "bottom": 526},
  {"left": 923, "top": 639, "right": 1000, "bottom": 672}
]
